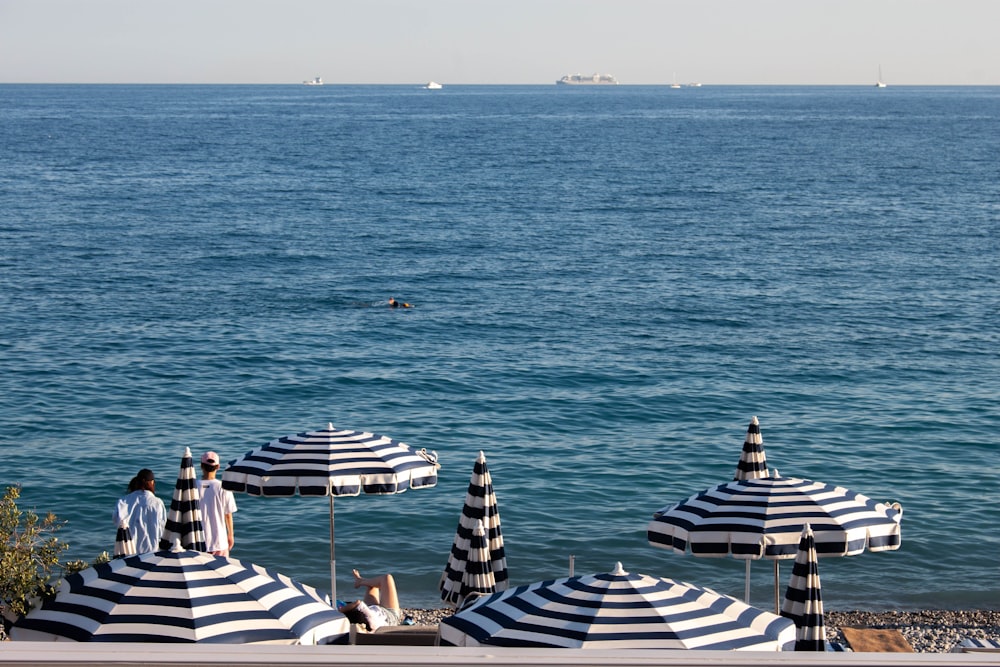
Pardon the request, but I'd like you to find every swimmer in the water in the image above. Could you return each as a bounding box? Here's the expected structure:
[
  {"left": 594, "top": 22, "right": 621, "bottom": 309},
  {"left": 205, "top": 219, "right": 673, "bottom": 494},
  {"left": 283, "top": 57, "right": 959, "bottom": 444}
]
[{"left": 388, "top": 297, "right": 412, "bottom": 308}]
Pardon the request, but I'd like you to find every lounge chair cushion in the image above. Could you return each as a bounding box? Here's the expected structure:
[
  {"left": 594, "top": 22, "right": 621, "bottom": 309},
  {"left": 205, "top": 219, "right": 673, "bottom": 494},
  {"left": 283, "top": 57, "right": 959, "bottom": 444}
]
[{"left": 841, "top": 627, "right": 914, "bottom": 652}]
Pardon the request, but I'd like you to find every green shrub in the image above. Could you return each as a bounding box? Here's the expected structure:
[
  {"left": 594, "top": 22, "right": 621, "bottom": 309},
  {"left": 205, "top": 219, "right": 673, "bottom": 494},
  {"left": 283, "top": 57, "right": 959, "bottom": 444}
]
[{"left": 1, "top": 485, "right": 72, "bottom": 634}]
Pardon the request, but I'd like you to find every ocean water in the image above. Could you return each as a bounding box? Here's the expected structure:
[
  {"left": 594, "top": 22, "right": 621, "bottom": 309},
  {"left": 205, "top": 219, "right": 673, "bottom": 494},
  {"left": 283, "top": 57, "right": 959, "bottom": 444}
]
[{"left": 1, "top": 84, "right": 998, "bottom": 612}]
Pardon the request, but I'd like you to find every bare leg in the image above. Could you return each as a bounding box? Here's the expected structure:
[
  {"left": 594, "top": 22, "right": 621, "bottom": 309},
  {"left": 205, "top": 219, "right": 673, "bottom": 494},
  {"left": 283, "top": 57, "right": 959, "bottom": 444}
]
[{"left": 353, "top": 569, "right": 400, "bottom": 610}]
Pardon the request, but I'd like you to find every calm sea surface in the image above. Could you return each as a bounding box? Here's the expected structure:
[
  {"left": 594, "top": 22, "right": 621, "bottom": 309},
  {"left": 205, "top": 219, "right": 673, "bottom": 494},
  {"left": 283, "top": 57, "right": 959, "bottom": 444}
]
[{"left": 1, "top": 84, "right": 998, "bottom": 611}]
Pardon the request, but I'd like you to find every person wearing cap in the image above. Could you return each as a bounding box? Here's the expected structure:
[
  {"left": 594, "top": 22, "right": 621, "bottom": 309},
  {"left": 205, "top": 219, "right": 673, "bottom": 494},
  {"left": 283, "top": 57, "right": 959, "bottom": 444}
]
[
  {"left": 112, "top": 468, "right": 166, "bottom": 554},
  {"left": 198, "top": 452, "right": 237, "bottom": 556}
]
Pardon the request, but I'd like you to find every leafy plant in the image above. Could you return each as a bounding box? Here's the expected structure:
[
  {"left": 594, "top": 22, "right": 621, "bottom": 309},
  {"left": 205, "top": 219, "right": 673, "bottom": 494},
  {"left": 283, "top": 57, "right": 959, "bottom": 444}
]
[{"left": 0, "top": 485, "right": 72, "bottom": 634}]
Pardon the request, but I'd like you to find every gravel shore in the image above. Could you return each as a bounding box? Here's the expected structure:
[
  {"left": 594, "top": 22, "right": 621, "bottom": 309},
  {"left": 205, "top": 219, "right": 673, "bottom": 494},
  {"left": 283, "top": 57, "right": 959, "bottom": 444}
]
[{"left": 402, "top": 608, "right": 1000, "bottom": 653}]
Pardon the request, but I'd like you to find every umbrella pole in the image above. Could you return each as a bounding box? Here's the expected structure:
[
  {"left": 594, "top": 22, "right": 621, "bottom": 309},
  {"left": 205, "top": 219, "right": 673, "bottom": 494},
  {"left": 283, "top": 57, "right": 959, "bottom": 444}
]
[
  {"left": 773, "top": 560, "right": 780, "bottom": 614},
  {"left": 329, "top": 494, "right": 336, "bottom": 604},
  {"left": 744, "top": 560, "right": 751, "bottom": 603}
]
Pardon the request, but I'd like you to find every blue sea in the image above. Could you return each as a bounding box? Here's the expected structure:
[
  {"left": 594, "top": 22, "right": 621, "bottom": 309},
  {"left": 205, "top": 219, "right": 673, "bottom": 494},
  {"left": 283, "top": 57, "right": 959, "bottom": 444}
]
[{"left": 1, "top": 84, "right": 998, "bottom": 612}]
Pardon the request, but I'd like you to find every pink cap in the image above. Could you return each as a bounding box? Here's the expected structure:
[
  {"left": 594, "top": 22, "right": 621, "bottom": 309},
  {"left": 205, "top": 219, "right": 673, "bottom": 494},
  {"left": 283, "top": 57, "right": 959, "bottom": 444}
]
[{"left": 201, "top": 451, "right": 219, "bottom": 465}]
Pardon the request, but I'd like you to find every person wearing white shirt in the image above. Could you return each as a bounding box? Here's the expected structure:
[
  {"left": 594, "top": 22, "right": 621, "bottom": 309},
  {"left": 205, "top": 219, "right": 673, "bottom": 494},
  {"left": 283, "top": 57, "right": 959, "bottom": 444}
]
[
  {"left": 197, "top": 451, "right": 237, "bottom": 556},
  {"left": 112, "top": 468, "right": 166, "bottom": 554}
]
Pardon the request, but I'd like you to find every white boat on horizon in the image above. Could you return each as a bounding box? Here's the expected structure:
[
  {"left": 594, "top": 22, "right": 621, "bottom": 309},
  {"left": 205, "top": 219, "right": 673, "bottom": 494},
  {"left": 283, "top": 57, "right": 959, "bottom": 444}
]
[
  {"left": 303, "top": 76, "right": 323, "bottom": 86},
  {"left": 556, "top": 73, "right": 618, "bottom": 85},
  {"left": 424, "top": 81, "right": 443, "bottom": 89},
  {"left": 875, "top": 65, "right": 887, "bottom": 88}
]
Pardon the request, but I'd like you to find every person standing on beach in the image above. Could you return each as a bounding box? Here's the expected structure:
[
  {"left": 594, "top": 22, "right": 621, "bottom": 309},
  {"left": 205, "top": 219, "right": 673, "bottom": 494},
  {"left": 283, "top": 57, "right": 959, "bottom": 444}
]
[
  {"left": 197, "top": 451, "right": 237, "bottom": 556},
  {"left": 112, "top": 468, "right": 166, "bottom": 554}
]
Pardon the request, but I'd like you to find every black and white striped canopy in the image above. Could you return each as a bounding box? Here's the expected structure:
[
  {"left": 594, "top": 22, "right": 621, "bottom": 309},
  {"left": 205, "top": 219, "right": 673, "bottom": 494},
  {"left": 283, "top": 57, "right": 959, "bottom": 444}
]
[
  {"left": 438, "top": 562, "right": 795, "bottom": 650},
  {"left": 221, "top": 423, "right": 439, "bottom": 498},
  {"left": 734, "top": 416, "right": 769, "bottom": 480},
  {"left": 11, "top": 548, "right": 349, "bottom": 644},
  {"left": 780, "top": 524, "right": 826, "bottom": 651},
  {"left": 440, "top": 450, "right": 508, "bottom": 606},
  {"left": 648, "top": 474, "right": 902, "bottom": 559},
  {"left": 221, "top": 422, "right": 438, "bottom": 603},
  {"left": 457, "top": 520, "right": 496, "bottom": 606},
  {"left": 113, "top": 522, "right": 136, "bottom": 558},
  {"left": 159, "top": 447, "right": 206, "bottom": 552}
]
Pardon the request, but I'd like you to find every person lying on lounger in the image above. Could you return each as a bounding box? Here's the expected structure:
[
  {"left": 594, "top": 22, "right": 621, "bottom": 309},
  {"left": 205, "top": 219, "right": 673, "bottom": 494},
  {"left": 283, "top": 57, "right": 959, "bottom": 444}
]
[{"left": 338, "top": 570, "right": 403, "bottom": 631}]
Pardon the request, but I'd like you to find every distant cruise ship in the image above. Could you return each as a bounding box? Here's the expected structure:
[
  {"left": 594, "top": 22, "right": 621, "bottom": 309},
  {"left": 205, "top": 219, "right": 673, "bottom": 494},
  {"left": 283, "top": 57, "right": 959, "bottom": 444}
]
[{"left": 556, "top": 73, "right": 619, "bottom": 85}]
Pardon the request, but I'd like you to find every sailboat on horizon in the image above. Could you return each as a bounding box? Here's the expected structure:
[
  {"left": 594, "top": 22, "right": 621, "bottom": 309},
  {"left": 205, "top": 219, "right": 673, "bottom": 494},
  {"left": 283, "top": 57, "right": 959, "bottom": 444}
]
[{"left": 875, "top": 65, "right": 887, "bottom": 88}]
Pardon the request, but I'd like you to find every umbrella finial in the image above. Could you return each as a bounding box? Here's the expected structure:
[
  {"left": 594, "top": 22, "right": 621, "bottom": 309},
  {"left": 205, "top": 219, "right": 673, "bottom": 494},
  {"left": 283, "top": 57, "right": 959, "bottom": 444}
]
[
  {"left": 183, "top": 446, "right": 192, "bottom": 458},
  {"left": 477, "top": 450, "right": 486, "bottom": 463},
  {"left": 328, "top": 422, "right": 334, "bottom": 431},
  {"left": 611, "top": 562, "right": 627, "bottom": 576}
]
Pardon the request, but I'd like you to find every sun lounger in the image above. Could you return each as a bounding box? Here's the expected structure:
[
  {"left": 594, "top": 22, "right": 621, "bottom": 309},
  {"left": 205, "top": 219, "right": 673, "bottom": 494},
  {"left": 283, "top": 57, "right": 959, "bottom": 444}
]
[
  {"left": 351, "top": 624, "right": 439, "bottom": 646},
  {"left": 841, "top": 627, "right": 914, "bottom": 652},
  {"left": 952, "top": 637, "right": 1000, "bottom": 653}
]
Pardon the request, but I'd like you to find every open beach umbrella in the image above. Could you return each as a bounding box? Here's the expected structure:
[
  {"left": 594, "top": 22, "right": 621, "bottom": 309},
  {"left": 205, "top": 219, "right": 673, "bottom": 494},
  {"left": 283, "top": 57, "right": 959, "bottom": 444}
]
[
  {"left": 780, "top": 524, "right": 826, "bottom": 651},
  {"left": 113, "top": 521, "right": 136, "bottom": 558},
  {"left": 647, "top": 417, "right": 902, "bottom": 610},
  {"left": 159, "top": 446, "right": 206, "bottom": 552},
  {"left": 221, "top": 422, "right": 439, "bottom": 603},
  {"left": 648, "top": 473, "right": 902, "bottom": 610},
  {"left": 438, "top": 562, "right": 794, "bottom": 650},
  {"left": 11, "top": 545, "right": 349, "bottom": 644},
  {"left": 440, "top": 450, "right": 508, "bottom": 606}
]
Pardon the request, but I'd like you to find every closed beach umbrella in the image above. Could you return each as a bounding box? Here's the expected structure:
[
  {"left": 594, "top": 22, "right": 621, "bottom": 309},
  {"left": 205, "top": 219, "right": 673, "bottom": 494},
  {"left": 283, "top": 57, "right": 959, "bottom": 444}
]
[
  {"left": 780, "top": 524, "right": 826, "bottom": 651},
  {"left": 438, "top": 562, "right": 794, "bottom": 650},
  {"left": 458, "top": 520, "right": 496, "bottom": 607},
  {"left": 727, "top": 415, "right": 768, "bottom": 594},
  {"left": 113, "top": 521, "right": 136, "bottom": 558},
  {"left": 648, "top": 417, "right": 902, "bottom": 609},
  {"left": 221, "top": 422, "right": 439, "bottom": 602},
  {"left": 11, "top": 546, "right": 349, "bottom": 644},
  {"left": 159, "top": 446, "right": 206, "bottom": 552},
  {"left": 440, "top": 450, "right": 508, "bottom": 606},
  {"left": 734, "top": 416, "right": 768, "bottom": 480}
]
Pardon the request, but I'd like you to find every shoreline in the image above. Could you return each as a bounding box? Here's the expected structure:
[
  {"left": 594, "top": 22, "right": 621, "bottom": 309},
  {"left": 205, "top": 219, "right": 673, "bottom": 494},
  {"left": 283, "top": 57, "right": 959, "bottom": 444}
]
[{"left": 401, "top": 608, "right": 1000, "bottom": 653}]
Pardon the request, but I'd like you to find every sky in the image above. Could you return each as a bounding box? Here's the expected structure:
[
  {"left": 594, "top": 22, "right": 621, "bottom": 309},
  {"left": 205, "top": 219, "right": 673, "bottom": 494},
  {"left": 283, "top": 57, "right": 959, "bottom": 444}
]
[{"left": 1, "top": 0, "right": 998, "bottom": 85}]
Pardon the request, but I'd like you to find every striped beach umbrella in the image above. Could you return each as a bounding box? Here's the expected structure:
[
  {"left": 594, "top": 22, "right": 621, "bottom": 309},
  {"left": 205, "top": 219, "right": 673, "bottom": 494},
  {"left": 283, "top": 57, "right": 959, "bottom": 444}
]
[
  {"left": 112, "top": 521, "right": 136, "bottom": 558},
  {"left": 780, "top": 524, "right": 826, "bottom": 651},
  {"left": 648, "top": 472, "right": 902, "bottom": 609},
  {"left": 159, "top": 447, "right": 206, "bottom": 551},
  {"left": 457, "top": 520, "right": 496, "bottom": 607},
  {"left": 11, "top": 546, "right": 349, "bottom": 644},
  {"left": 221, "top": 422, "right": 439, "bottom": 603},
  {"left": 733, "top": 416, "right": 768, "bottom": 480},
  {"left": 440, "top": 450, "right": 508, "bottom": 606},
  {"left": 438, "top": 562, "right": 795, "bottom": 650}
]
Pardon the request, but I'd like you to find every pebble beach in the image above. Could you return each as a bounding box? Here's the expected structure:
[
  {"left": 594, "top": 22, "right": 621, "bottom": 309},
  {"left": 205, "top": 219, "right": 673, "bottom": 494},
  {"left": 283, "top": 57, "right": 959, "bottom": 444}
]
[{"left": 402, "top": 608, "right": 1000, "bottom": 653}]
